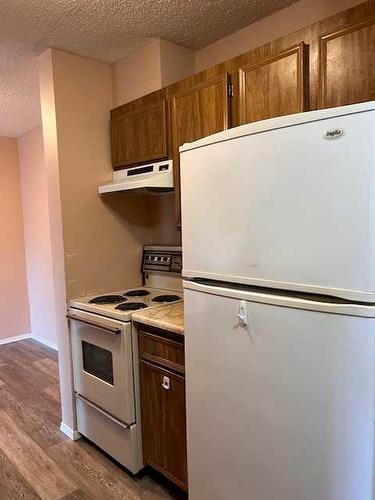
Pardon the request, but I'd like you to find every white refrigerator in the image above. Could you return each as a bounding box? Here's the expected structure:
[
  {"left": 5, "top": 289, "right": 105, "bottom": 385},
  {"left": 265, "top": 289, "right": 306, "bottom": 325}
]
[{"left": 180, "top": 101, "right": 375, "bottom": 500}]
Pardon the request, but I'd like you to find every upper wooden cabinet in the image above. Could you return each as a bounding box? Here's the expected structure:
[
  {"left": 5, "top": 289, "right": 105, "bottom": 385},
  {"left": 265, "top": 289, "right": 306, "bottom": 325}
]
[
  {"left": 110, "top": 90, "right": 168, "bottom": 169},
  {"left": 318, "top": 17, "right": 375, "bottom": 109},
  {"left": 171, "top": 73, "right": 231, "bottom": 148},
  {"left": 170, "top": 73, "right": 231, "bottom": 223},
  {"left": 238, "top": 43, "right": 309, "bottom": 125}
]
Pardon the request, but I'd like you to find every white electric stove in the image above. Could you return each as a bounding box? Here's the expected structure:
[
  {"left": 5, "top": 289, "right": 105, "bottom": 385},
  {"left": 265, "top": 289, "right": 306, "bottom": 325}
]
[
  {"left": 70, "top": 286, "right": 182, "bottom": 322},
  {"left": 68, "top": 245, "right": 182, "bottom": 474}
]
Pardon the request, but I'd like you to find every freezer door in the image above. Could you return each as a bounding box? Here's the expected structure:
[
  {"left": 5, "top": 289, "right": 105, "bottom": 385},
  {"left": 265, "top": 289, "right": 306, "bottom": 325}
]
[
  {"left": 184, "top": 282, "right": 375, "bottom": 500},
  {"left": 180, "top": 105, "right": 375, "bottom": 301}
]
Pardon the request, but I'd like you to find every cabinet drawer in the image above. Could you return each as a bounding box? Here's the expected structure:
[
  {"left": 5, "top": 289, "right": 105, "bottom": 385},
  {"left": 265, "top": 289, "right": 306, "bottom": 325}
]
[
  {"left": 138, "top": 330, "right": 184, "bottom": 375},
  {"left": 76, "top": 396, "right": 142, "bottom": 474}
]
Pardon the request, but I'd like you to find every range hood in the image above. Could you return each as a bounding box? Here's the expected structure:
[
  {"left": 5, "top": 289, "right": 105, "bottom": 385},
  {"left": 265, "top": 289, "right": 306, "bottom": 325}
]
[{"left": 98, "top": 160, "right": 174, "bottom": 194}]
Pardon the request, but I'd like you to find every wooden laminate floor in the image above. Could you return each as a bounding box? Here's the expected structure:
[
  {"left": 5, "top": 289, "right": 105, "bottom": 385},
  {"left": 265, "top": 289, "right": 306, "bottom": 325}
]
[{"left": 0, "top": 339, "right": 187, "bottom": 500}]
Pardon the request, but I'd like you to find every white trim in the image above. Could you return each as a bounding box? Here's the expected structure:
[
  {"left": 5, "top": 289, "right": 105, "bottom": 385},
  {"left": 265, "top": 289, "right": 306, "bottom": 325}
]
[
  {"left": 31, "top": 335, "right": 58, "bottom": 351},
  {"left": 0, "top": 333, "right": 58, "bottom": 351},
  {"left": 0, "top": 333, "right": 32, "bottom": 346},
  {"left": 60, "top": 421, "right": 81, "bottom": 441}
]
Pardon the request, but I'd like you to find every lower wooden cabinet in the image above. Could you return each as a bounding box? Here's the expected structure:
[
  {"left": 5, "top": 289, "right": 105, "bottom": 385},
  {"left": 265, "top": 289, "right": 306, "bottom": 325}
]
[{"left": 138, "top": 327, "right": 187, "bottom": 491}]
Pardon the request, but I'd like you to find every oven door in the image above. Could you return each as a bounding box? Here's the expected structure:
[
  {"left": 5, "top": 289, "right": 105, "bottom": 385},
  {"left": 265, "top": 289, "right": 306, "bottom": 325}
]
[{"left": 69, "top": 308, "right": 135, "bottom": 425}]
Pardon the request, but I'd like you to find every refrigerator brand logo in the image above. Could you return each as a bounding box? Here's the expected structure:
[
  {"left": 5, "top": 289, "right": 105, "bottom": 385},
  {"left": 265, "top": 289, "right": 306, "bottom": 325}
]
[{"left": 323, "top": 128, "right": 345, "bottom": 140}]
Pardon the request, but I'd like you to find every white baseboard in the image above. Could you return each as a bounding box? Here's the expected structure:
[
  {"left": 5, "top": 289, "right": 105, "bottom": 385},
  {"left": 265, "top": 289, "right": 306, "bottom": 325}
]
[
  {"left": 31, "top": 335, "right": 58, "bottom": 351},
  {"left": 60, "top": 422, "right": 81, "bottom": 441},
  {"left": 0, "top": 333, "right": 32, "bottom": 346},
  {"left": 0, "top": 333, "right": 58, "bottom": 351}
]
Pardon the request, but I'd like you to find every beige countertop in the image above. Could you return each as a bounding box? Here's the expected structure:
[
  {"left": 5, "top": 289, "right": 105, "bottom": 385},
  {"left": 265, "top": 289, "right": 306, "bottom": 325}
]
[{"left": 132, "top": 301, "right": 184, "bottom": 335}]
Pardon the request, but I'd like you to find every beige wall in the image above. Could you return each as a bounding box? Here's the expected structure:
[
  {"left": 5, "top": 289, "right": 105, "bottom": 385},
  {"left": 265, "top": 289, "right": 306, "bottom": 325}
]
[
  {"left": 39, "top": 49, "right": 73, "bottom": 428},
  {"left": 18, "top": 127, "right": 57, "bottom": 347},
  {"left": 50, "top": 50, "right": 152, "bottom": 300},
  {"left": 38, "top": 48, "right": 155, "bottom": 430},
  {"left": 159, "top": 39, "right": 195, "bottom": 87},
  {"left": 148, "top": 194, "right": 180, "bottom": 246},
  {"left": 0, "top": 137, "right": 30, "bottom": 341},
  {"left": 37, "top": 41, "right": 193, "bottom": 429},
  {"left": 112, "top": 39, "right": 162, "bottom": 107},
  {"left": 112, "top": 38, "right": 195, "bottom": 108},
  {"left": 195, "top": 0, "right": 365, "bottom": 71}
]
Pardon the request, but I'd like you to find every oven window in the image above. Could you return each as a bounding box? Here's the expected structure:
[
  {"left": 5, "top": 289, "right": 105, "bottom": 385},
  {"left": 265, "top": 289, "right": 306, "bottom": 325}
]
[{"left": 82, "top": 341, "right": 114, "bottom": 385}]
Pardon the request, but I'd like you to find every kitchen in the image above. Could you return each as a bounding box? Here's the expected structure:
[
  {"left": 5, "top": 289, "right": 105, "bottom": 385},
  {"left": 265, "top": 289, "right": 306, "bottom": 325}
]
[{"left": 0, "top": 0, "right": 374, "bottom": 498}]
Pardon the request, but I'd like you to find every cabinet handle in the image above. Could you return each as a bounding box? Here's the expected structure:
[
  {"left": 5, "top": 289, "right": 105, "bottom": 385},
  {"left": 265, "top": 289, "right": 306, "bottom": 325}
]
[{"left": 162, "top": 375, "right": 170, "bottom": 390}]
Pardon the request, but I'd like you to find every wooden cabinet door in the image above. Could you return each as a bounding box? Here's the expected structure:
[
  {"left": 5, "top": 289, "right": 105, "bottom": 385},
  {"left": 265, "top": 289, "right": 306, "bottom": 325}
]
[
  {"left": 110, "top": 92, "right": 168, "bottom": 169},
  {"left": 319, "top": 18, "right": 375, "bottom": 109},
  {"left": 171, "top": 73, "right": 231, "bottom": 224},
  {"left": 238, "top": 43, "right": 308, "bottom": 125},
  {"left": 140, "top": 361, "right": 187, "bottom": 490}
]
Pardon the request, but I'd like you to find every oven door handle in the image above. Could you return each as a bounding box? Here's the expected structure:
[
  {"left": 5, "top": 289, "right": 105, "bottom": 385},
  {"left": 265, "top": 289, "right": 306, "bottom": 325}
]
[
  {"left": 76, "top": 394, "right": 130, "bottom": 429},
  {"left": 67, "top": 314, "right": 122, "bottom": 335}
]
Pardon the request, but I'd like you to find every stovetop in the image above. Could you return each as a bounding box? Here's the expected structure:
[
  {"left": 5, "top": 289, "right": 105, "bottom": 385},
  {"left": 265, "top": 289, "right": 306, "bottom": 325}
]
[{"left": 70, "top": 287, "right": 183, "bottom": 322}]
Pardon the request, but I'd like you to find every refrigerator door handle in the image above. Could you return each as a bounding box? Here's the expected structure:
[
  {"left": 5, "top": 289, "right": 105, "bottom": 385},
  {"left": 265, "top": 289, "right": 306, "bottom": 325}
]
[{"left": 237, "top": 300, "right": 248, "bottom": 327}]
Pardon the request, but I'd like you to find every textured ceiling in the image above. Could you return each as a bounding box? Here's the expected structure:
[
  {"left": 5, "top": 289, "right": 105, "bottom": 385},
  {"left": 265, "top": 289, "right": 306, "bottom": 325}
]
[{"left": 0, "top": 0, "right": 297, "bottom": 137}]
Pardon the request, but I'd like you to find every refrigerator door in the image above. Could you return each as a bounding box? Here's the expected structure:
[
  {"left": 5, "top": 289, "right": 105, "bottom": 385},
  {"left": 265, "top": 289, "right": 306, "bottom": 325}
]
[
  {"left": 180, "top": 101, "right": 375, "bottom": 301},
  {"left": 184, "top": 280, "right": 375, "bottom": 500}
]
